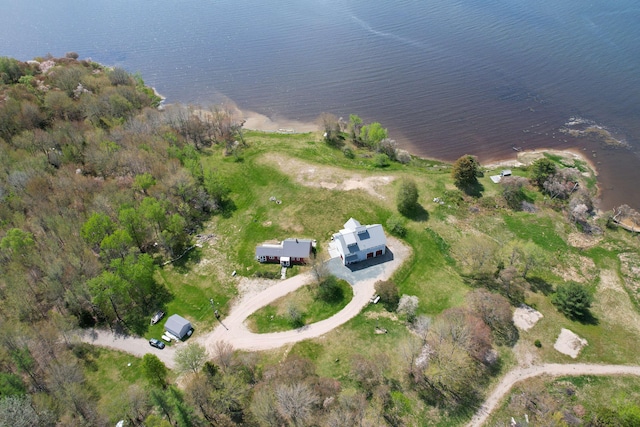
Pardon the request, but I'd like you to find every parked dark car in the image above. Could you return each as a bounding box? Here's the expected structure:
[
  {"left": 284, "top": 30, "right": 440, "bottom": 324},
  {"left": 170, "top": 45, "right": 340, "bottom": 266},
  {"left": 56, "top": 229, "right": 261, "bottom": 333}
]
[
  {"left": 150, "top": 310, "right": 165, "bottom": 325},
  {"left": 149, "top": 338, "right": 165, "bottom": 349}
]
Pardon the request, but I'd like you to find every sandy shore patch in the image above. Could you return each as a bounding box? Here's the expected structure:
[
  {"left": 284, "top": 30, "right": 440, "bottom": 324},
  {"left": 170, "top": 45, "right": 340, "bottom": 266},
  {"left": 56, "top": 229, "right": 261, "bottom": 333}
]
[
  {"left": 554, "top": 328, "right": 587, "bottom": 358},
  {"left": 484, "top": 149, "right": 598, "bottom": 176},
  {"left": 513, "top": 304, "right": 543, "bottom": 331}
]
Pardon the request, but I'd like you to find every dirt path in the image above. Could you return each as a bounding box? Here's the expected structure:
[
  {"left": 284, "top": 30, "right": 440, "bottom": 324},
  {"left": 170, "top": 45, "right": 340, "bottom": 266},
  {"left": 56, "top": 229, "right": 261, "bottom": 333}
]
[
  {"left": 75, "top": 328, "right": 179, "bottom": 369},
  {"left": 196, "top": 237, "right": 409, "bottom": 353},
  {"left": 467, "top": 363, "right": 640, "bottom": 427}
]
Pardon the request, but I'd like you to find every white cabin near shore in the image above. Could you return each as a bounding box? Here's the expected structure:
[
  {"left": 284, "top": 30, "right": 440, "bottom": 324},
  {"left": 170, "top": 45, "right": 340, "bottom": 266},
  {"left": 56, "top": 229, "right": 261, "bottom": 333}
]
[{"left": 332, "top": 218, "right": 386, "bottom": 265}]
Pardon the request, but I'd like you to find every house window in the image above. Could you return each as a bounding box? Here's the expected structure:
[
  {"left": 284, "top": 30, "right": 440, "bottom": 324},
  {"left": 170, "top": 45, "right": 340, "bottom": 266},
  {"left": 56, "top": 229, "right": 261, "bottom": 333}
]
[
  {"left": 375, "top": 249, "right": 383, "bottom": 256},
  {"left": 367, "top": 252, "right": 373, "bottom": 259}
]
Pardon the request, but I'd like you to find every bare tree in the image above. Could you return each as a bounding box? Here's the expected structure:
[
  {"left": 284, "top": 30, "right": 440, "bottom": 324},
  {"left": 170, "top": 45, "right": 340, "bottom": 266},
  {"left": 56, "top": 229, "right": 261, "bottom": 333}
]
[
  {"left": 467, "top": 289, "right": 517, "bottom": 345},
  {"left": 213, "top": 340, "right": 235, "bottom": 372},
  {"left": 397, "top": 295, "right": 419, "bottom": 322},
  {"left": 251, "top": 385, "right": 283, "bottom": 427},
  {"left": 413, "top": 315, "right": 432, "bottom": 344},
  {"left": 350, "top": 354, "right": 386, "bottom": 397},
  {"left": 453, "top": 235, "right": 499, "bottom": 275},
  {"left": 276, "top": 382, "right": 317, "bottom": 427}
]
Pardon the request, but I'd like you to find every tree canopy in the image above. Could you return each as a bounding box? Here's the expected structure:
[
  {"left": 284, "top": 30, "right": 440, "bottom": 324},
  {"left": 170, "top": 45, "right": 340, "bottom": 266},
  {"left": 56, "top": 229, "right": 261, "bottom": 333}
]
[{"left": 451, "top": 155, "right": 480, "bottom": 189}]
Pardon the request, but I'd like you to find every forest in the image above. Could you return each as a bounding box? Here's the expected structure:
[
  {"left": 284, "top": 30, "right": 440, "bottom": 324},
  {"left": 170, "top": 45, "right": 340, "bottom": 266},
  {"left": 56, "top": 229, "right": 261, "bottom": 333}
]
[{"left": 1, "top": 55, "right": 640, "bottom": 427}]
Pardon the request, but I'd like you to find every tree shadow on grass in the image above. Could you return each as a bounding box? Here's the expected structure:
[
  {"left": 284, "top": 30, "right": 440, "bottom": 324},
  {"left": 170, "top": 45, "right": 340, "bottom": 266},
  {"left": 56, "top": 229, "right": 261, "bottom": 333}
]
[
  {"left": 460, "top": 181, "right": 485, "bottom": 198},
  {"left": 172, "top": 246, "right": 202, "bottom": 274},
  {"left": 527, "top": 276, "right": 554, "bottom": 295},
  {"left": 220, "top": 199, "right": 237, "bottom": 219},
  {"left": 574, "top": 310, "right": 599, "bottom": 326},
  {"left": 401, "top": 204, "right": 429, "bottom": 222}
]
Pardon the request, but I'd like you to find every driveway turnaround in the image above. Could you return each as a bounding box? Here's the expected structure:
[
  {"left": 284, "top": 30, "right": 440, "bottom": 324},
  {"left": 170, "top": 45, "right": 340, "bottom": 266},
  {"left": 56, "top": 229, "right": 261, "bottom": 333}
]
[
  {"left": 77, "top": 328, "right": 178, "bottom": 369},
  {"left": 197, "top": 236, "right": 410, "bottom": 353}
]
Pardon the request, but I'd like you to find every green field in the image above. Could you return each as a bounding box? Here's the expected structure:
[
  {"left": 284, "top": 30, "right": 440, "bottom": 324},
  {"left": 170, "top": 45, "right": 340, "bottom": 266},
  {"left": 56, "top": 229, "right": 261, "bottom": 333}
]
[{"left": 150, "top": 129, "right": 640, "bottom": 424}]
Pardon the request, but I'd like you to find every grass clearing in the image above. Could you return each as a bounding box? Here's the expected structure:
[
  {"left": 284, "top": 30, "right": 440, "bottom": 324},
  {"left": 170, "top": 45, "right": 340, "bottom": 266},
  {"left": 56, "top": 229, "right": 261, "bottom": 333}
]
[
  {"left": 246, "top": 279, "right": 353, "bottom": 332},
  {"left": 487, "top": 374, "right": 640, "bottom": 426},
  {"left": 82, "top": 346, "right": 153, "bottom": 423}
]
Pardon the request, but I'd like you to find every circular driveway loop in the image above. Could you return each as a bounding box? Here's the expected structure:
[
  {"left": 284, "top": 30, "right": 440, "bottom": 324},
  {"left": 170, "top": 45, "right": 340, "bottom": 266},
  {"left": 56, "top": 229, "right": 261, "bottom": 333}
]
[{"left": 196, "top": 236, "right": 410, "bottom": 353}]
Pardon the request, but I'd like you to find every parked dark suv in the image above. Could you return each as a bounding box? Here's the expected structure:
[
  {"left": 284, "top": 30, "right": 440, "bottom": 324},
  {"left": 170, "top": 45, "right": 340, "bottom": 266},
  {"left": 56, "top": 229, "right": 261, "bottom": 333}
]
[{"left": 149, "top": 338, "right": 165, "bottom": 349}]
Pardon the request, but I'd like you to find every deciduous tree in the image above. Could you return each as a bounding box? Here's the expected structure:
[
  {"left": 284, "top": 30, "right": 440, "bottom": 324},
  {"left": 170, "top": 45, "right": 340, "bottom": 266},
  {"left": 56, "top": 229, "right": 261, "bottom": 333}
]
[
  {"left": 142, "top": 354, "right": 168, "bottom": 389},
  {"left": 396, "top": 178, "right": 419, "bottom": 216},
  {"left": 374, "top": 280, "right": 399, "bottom": 312},
  {"left": 175, "top": 343, "right": 208, "bottom": 375}
]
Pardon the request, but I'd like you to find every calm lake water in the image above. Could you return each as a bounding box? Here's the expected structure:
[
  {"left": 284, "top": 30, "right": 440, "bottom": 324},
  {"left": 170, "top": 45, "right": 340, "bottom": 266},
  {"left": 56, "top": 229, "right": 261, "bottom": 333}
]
[{"left": 2, "top": 0, "right": 639, "bottom": 210}]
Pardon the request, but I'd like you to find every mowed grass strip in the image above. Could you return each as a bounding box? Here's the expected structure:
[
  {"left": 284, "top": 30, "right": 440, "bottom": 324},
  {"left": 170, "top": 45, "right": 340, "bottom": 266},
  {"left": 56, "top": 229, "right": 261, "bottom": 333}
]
[{"left": 246, "top": 279, "right": 353, "bottom": 333}]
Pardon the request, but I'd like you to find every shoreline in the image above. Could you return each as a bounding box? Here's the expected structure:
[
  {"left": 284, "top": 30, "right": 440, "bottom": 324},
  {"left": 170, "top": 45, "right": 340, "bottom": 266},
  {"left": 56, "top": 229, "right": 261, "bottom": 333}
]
[
  {"left": 233, "top": 107, "right": 603, "bottom": 206},
  {"left": 484, "top": 147, "right": 598, "bottom": 176}
]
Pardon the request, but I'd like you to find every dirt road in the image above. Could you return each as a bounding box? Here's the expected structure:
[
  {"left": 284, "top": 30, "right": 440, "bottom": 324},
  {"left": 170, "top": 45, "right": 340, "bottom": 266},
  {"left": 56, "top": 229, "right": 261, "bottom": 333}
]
[
  {"left": 196, "top": 237, "right": 410, "bottom": 353},
  {"left": 467, "top": 363, "right": 640, "bottom": 427}
]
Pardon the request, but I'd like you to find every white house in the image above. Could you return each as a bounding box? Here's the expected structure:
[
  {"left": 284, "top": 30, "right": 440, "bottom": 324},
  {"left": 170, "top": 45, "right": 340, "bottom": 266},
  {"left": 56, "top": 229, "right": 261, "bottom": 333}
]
[
  {"left": 256, "top": 238, "right": 314, "bottom": 267},
  {"left": 332, "top": 218, "right": 386, "bottom": 265}
]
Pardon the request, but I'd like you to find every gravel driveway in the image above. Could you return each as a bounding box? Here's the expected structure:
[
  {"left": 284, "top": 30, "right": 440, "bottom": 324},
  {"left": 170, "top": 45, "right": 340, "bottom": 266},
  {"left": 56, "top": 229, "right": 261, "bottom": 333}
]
[{"left": 77, "top": 236, "right": 410, "bottom": 365}]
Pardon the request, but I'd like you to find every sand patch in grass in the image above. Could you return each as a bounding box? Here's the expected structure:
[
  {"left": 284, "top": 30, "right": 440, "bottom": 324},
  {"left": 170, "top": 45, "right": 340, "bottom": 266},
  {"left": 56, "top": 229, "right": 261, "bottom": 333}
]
[
  {"left": 513, "top": 304, "right": 543, "bottom": 331},
  {"left": 554, "top": 328, "right": 587, "bottom": 358}
]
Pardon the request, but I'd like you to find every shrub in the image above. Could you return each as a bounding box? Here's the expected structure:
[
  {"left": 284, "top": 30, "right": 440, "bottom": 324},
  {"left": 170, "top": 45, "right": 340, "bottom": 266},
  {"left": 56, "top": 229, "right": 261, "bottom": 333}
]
[
  {"left": 396, "top": 149, "right": 411, "bottom": 164},
  {"left": 386, "top": 215, "right": 407, "bottom": 237},
  {"left": 396, "top": 179, "right": 419, "bottom": 216},
  {"left": 317, "top": 276, "right": 344, "bottom": 304},
  {"left": 534, "top": 339, "right": 542, "bottom": 348},
  {"left": 342, "top": 147, "right": 355, "bottom": 159},
  {"left": 373, "top": 153, "right": 390, "bottom": 168},
  {"left": 374, "top": 280, "right": 400, "bottom": 312}
]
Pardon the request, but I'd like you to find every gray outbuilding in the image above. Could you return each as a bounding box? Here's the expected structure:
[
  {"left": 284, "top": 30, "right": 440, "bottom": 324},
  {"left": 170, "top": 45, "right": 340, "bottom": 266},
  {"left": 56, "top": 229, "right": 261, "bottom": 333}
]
[{"left": 164, "top": 314, "right": 192, "bottom": 340}]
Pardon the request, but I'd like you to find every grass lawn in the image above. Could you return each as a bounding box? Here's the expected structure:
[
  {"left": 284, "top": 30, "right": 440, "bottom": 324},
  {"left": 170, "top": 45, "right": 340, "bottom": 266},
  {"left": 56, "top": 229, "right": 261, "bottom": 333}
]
[
  {"left": 81, "top": 346, "right": 157, "bottom": 424},
  {"left": 246, "top": 279, "right": 353, "bottom": 332}
]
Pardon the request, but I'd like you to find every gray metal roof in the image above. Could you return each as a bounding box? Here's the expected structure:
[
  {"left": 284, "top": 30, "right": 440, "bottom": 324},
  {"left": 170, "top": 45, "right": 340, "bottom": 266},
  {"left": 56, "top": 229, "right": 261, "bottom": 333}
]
[
  {"left": 256, "top": 238, "right": 313, "bottom": 258},
  {"left": 164, "top": 314, "right": 191, "bottom": 338}
]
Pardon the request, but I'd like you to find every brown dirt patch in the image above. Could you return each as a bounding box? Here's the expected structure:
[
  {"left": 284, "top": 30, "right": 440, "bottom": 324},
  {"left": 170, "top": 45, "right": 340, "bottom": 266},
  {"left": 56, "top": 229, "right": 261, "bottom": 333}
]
[
  {"left": 567, "top": 232, "right": 603, "bottom": 249},
  {"left": 552, "top": 254, "right": 597, "bottom": 283},
  {"left": 259, "top": 153, "right": 395, "bottom": 200}
]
